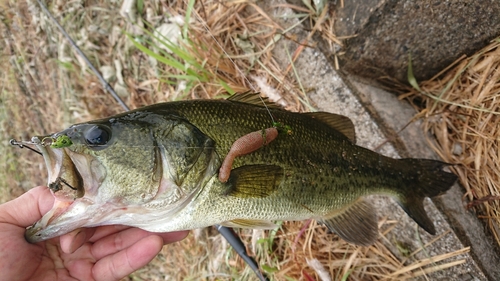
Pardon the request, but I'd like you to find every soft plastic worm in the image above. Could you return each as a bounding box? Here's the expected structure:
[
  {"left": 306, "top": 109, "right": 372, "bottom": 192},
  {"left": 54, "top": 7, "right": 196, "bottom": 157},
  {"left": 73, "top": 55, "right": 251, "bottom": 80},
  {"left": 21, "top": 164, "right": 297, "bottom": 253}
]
[{"left": 219, "top": 127, "right": 279, "bottom": 182}]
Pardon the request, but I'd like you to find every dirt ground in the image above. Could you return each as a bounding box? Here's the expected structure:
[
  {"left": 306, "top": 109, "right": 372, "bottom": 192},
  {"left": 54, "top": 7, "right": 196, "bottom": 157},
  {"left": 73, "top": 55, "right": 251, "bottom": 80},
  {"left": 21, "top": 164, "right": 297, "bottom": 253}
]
[{"left": 1, "top": 0, "right": 493, "bottom": 280}]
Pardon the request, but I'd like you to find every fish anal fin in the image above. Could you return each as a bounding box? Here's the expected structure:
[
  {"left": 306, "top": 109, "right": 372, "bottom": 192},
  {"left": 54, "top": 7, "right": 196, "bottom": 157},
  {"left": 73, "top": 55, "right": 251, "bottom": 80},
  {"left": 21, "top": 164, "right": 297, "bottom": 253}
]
[
  {"left": 225, "top": 165, "right": 283, "bottom": 198},
  {"left": 318, "top": 198, "right": 378, "bottom": 246},
  {"left": 399, "top": 197, "right": 435, "bottom": 234},
  {"left": 227, "top": 92, "right": 282, "bottom": 109},
  {"left": 303, "top": 112, "right": 356, "bottom": 143},
  {"left": 221, "top": 219, "right": 277, "bottom": 229}
]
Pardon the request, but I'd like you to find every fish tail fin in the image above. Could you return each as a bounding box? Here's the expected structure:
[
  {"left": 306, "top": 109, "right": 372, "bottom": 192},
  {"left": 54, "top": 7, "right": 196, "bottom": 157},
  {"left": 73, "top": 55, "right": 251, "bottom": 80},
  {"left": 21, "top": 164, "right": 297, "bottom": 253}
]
[{"left": 396, "top": 159, "right": 457, "bottom": 235}]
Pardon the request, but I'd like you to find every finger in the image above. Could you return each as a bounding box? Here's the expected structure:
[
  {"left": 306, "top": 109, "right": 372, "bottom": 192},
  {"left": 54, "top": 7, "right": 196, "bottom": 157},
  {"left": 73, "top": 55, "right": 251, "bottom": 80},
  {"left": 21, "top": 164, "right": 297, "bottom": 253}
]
[
  {"left": 59, "top": 227, "right": 97, "bottom": 254},
  {"left": 61, "top": 242, "right": 95, "bottom": 280},
  {"left": 61, "top": 225, "right": 137, "bottom": 253},
  {"left": 88, "top": 225, "right": 131, "bottom": 243},
  {"left": 89, "top": 226, "right": 188, "bottom": 244},
  {"left": 0, "top": 186, "right": 54, "bottom": 227},
  {"left": 92, "top": 235, "right": 163, "bottom": 281},
  {"left": 61, "top": 226, "right": 188, "bottom": 254},
  {"left": 90, "top": 229, "right": 189, "bottom": 260},
  {"left": 157, "top": 230, "right": 189, "bottom": 244},
  {"left": 90, "top": 228, "right": 157, "bottom": 260}
]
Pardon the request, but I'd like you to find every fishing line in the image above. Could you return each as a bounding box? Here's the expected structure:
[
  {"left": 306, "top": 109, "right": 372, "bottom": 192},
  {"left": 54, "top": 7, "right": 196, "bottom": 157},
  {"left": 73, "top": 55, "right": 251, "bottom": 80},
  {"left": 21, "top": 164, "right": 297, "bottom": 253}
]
[
  {"left": 49, "top": 177, "right": 78, "bottom": 192},
  {"left": 33, "top": 2, "right": 267, "bottom": 280},
  {"left": 10, "top": 1, "right": 131, "bottom": 154},
  {"left": 181, "top": 0, "right": 277, "bottom": 126},
  {"left": 178, "top": 2, "right": 271, "bottom": 280},
  {"left": 36, "top": 0, "right": 130, "bottom": 112},
  {"left": 9, "top": 139, "right": 42, "bottom": 155}
]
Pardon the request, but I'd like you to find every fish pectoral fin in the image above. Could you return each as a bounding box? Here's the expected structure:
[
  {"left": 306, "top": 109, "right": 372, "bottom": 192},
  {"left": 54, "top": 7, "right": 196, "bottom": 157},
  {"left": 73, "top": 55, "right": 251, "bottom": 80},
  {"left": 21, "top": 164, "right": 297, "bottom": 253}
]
[
  {"left": 221, "top": 219, "right": 277, "bottom": 229},
  {"left": 224, "top": 165, "right": 283, "bottom": 198},
  {"left": 318, "top": 198, "right": 378, "bottom": 247}
]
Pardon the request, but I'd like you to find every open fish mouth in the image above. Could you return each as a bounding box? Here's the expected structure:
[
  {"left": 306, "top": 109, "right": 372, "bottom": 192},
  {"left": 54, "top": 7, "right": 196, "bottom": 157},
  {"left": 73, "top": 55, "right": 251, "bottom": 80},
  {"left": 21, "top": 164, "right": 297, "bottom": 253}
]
[
  {"left": 36, "top": 137, "right": 85, "bottom": 199},
  {"left": 25, "top": 136, "right": 106, "bottom": 243},
  {"left": 22, "top": 93, "right": 458, "bottom": 247},
  {"left": 25, "top": 127, "right": 217, "bottom": 243}
]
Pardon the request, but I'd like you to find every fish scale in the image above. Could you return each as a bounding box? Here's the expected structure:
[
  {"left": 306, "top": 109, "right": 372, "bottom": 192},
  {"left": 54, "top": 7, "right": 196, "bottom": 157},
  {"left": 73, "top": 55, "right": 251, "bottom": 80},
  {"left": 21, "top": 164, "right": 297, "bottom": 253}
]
[{"left": 26, "top": 93, "right": 456, "bottom": 246}]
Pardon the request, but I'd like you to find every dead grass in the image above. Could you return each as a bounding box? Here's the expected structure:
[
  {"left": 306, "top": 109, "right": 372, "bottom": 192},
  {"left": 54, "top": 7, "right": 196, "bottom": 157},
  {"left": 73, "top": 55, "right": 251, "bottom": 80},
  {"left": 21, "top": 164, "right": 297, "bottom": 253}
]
[
  {"left": 0, "top": 0, "right": 471, "bottom": 280},
  {"left": 403, "top": 38, "right": 500, "bottom": 248}
]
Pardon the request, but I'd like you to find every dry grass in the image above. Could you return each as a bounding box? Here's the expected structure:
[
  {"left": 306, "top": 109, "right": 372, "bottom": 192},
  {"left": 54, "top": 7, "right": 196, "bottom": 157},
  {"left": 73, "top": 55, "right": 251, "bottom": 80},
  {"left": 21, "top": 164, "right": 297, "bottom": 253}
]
[
  {"left": 403, "top": 39, "right": 500, "bottom": 247},
  {"left": 1, "top": 0, "right": 470, "bottom": 280}
]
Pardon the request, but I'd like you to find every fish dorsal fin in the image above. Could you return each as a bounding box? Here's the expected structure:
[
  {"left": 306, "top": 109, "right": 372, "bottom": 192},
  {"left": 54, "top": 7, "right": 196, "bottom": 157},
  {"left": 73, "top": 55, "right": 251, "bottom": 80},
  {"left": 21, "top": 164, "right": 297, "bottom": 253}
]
[
  {"left": 303, "top": 112, "right": 356, "bottom": 143},
  {"left": 318, "top": 198, "right": 378, "bottom": 246},
  {"left": 227, "top": 91, "right": 282, "bottom": 109},
  {"left": 220, "top": 219, "right": 277, "bottom": 229},
  {"left": 224, "top": 164, "right": 283, "bottom": 198}
]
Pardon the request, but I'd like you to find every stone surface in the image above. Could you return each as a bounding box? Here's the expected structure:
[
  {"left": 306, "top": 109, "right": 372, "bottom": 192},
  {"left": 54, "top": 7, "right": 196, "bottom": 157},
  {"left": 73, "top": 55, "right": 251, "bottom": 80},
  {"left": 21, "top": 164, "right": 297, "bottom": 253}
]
[
  {"left": 264, "top": 1, "right": 488, "bottom": 279},
  {"left": 334, "top": 0, "right": 500, "bottom": 85},
  {"left": 349, "top": 79, "right": 500, "bottom": 281},
  {"left": 334, "top": 0, "right": 385, "bottom": 38}
]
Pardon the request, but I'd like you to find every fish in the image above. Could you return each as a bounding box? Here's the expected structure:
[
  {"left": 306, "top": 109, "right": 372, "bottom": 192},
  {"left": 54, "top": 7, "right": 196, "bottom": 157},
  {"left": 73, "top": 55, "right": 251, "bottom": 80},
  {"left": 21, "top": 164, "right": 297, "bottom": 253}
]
[{"left": 25, "top": 92, "right": 457, "bottom": 246}]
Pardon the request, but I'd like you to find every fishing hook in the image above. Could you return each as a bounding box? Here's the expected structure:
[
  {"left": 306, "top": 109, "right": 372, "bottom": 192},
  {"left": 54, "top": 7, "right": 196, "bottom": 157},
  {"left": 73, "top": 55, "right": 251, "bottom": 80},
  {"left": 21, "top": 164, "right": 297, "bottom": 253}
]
[
  {"left": 35, "top": 1, "right": 266, "bottom": 279},
  {"left": 49, "top": 177, "right": 78, "bottom": 192},
  {"left": 9, "top": 139, "right": 42, "bottom": 156}
]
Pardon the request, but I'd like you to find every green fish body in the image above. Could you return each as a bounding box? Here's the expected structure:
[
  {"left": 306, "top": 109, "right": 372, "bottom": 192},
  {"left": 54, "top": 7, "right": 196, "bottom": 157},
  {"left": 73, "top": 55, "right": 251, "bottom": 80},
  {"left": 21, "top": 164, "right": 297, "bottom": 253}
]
[{"left": 26, "top": 93, "right": 456, "bottom": 246}]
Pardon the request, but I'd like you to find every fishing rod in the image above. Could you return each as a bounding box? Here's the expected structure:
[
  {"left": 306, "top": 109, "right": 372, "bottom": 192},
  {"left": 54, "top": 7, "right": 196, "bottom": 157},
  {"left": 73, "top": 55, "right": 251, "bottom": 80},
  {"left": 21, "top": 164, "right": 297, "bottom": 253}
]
[{"left": 11, "top": 1, "right": 269, "bottom": 280}]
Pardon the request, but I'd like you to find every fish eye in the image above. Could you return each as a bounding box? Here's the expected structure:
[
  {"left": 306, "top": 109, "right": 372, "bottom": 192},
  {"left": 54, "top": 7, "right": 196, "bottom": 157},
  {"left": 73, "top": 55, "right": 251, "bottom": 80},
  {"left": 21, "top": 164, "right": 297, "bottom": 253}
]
[{"left": 84, "top": 125, "right": 110, "bottom": 148}]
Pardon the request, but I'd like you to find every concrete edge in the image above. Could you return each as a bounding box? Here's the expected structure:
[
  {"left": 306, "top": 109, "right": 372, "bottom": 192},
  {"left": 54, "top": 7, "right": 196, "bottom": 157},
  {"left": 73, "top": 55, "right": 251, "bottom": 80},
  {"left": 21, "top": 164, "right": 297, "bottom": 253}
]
[{"left": 342, "top": 76, "right": 500, "bottom": 281}]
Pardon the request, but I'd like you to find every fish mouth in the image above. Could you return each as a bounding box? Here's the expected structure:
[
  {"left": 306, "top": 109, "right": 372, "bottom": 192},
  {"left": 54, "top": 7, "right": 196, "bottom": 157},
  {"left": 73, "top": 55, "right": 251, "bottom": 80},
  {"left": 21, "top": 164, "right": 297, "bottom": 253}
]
[
  {"left": 26, "top": 136, "right": 107, "bottom": 243},
  {"left": 25, "top": 134, "right": 213, "bottom": 243},
  {"left": 26, "top": 126, "right": 220, "bottom": 243}
]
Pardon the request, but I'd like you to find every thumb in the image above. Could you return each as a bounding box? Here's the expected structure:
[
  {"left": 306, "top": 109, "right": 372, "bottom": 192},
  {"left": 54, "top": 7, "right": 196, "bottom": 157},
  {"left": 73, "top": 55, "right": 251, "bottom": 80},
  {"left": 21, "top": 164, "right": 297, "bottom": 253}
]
[{"left": 0, "top": 186, "right": 54, "bottom": 227}]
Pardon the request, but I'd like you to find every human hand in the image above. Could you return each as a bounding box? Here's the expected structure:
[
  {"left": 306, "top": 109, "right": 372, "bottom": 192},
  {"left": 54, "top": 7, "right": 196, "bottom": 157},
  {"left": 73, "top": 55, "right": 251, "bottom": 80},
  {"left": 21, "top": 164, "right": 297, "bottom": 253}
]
[{"left": 0, "top": 186, "right": 188, "bottom": 281}]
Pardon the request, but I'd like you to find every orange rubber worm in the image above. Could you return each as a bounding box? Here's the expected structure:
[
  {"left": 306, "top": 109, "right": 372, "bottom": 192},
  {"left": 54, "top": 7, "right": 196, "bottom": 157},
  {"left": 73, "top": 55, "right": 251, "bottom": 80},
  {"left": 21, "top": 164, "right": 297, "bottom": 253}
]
[{"left": 218, "top": 127, "right": 279, "bottom": 182}]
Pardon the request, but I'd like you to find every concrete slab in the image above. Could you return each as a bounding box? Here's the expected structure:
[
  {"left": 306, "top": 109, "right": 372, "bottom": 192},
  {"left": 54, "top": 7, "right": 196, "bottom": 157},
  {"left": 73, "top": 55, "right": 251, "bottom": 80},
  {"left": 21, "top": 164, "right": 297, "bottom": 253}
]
[
  {"left": 263, "top": 1, "right": 489, "bottom": 279},
  {"left": 347, "top": 78, "right": 500, "bottom": 281}
]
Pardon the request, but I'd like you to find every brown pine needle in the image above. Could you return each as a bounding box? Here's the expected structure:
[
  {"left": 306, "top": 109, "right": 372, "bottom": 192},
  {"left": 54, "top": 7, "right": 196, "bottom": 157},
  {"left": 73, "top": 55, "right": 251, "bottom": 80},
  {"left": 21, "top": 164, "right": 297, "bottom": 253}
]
[
  {"left": 405, "top": 38, "right": 500, "bottom": 246},
  {"left": 387, "top": 247, "right": 470, "bottom": 278},
  {"left": 2, "top": 1, "right": 474, "bottom": 280}
]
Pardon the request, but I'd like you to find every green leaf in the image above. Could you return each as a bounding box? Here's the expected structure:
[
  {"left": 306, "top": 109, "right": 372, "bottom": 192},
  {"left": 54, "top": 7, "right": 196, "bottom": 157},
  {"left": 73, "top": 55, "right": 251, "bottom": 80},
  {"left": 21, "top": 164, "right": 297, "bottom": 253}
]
[
  {"left": 183, "top": 0, "right": 195, "bottom": 38},
  {"left": 256, "top": 238, "right": 268, "bottom": 244},
  {"left": 56, "top": 60, "right": 74, "bottom": 70},
  {"left": 302, "top": 0, "right": 315, "bottom": 14},
  {"left": 407, "top": 53, "right": 421, "bottom": 91},
  {"left": 129, "top": 35, "right": 185, "bottom": 70},
  {"left": 313, "top": 0, "right": 326, "bottom": 15},
  {"left": 341, "top": 268, "right": 354, "bottom": 281},
  {"left": 136, "top": 0, "right": 143, "bottom": 15},
  {"left": 261, "top": 264, "right": 279, "bottom": 273},
  {"left": 219, "top": 80, "right": 235, "bottom": 94},
  {"left": 167, "top": 74, "right": 201, "bottom": 81}
]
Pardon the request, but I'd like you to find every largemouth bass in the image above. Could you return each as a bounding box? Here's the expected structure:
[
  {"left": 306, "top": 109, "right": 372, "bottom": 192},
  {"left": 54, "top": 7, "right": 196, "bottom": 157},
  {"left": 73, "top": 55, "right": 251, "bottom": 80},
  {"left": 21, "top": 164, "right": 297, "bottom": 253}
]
[{"left": 25, "top": 93, "right": 456, "bottom": 246}]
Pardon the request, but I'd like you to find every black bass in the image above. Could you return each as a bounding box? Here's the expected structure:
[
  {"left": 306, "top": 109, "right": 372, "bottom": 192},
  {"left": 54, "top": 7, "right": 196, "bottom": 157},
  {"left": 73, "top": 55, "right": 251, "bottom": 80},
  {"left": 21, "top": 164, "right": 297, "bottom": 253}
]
[{"left": 25, "top": 93, "right": 456, "bottom": 246}]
